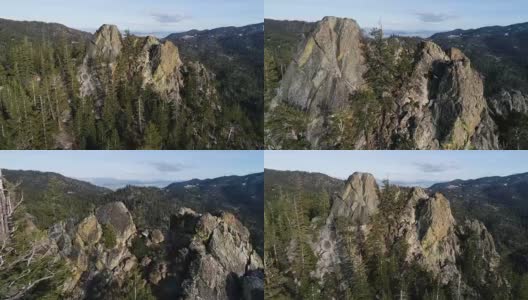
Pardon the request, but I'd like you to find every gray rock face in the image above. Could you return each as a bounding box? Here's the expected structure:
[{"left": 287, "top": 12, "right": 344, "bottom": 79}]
[
  {"left": 488, "top": 89, "right": 528, "bottom": 117},
  {"left": 313, "top": 172, "right": 379, "bottom": 279},
  {"left": 173, "top": 209, "right": 263, "bottom": 300},
  {"left": 49, "top": 201, "right": 137, "bottom": 297},
  {"left": 79, "top": 24, "right": 123, "bottom": 101},
  {"left": 136, "top": 36, "right": 185, "bottom": 102},
  {"left": 88, "top": 24, "right": 123, "bottom": 62},
  {"left": 268, "top": 17, "right": 510, "bottom": 149},
  {"left": 310, "top": 173, "right": 505, "bottom": 297},
  {"left": 275, "top": 16, "right": 365, "bottom": 112},
  {"left": 95, "top": 201, "right": 136, "bottom": 246},
  {"left": 78, "top": 24, "right": 218, "bottom": 118},
  {"left": 327, "top": 172, "right": 379, "bottom": 224},
  {"left": 272, "top": 16, "right": 366, "bottom": 147},
  {"left": 401, "top": 189, "right": 460, "bottom": 284},
  {"left": 393, "top": 43, "right": 493, "bottom": 149}
]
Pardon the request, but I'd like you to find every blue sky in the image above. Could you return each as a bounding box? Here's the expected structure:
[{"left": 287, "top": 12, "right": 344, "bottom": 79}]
[
  {"left": 2, "top": 0, "right": 262, "bottom": 35},
  {"left": 0, "top": 151, "right": 263, "bottom": 183},
  {"left": 266, "top": 0, "right": 528, "bottom": 34},
  {"left": 265, "top": 151, "right": 528, "bottom": 187}
]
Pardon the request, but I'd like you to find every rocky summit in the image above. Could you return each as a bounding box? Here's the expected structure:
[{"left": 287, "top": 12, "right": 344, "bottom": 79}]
[
  {"left": 0, "top": 18, "right": 261, "bottom": 150},
  {"left": 265, "top": 16, "right": 528, "bottom": 149},
  {"left": 18, "top": 203, "right": 263, "bottom": 300},
  {"left": 79, "top": 24, "right": 214, "bottom": 114},
  {"left": 273, "top": 17, "right": 365, "bottom": 113},
  {"left": 265, "top": 169, "right": 511, "bottom": 299}
]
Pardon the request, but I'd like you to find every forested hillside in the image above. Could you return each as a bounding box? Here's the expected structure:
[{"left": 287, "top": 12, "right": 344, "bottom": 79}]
[
  {"left": 0, "top": 19, "right": 262, "bottom": 149},
  {"left": 167, "top": 23, "right": 264, "bottom": 143},
  {"left": 265, "top": 169, "right": 528, "bottom": 299}
]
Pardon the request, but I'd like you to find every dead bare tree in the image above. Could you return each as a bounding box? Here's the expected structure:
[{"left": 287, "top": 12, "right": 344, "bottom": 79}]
[
  {"left": 0, "top": 169, "right": 23, "bottom": 242},
  {"left": 0, "top": 169, "right": 57, "bottom": 300}
]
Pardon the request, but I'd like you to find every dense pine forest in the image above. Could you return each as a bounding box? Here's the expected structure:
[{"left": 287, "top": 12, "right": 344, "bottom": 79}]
[{"left": 0, "top": 19, "right": 262, "bottom": 149}]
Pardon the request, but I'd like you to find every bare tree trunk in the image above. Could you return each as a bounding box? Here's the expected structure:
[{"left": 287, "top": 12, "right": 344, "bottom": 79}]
[
  {"left": 293, "top": 183, "right": 304, "bottom": 268},
  {"left": 0, "top": 169, "right": 13, "bottom": 241},
  {"left": 138, "top": 97, "right": 143, "bottom": 133},
  {"left": 39, "top": 96, "right": 48, "bottom": 148}
]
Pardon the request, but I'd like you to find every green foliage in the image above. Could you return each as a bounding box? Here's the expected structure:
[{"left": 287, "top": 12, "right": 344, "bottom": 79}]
[
  {"left": 264, "top": 172, "right": 469, "bottom": 299},
  {"left": 264, "top": 171, "right": 338, "bottom": 299},
  {"left": 264, "top": 48, "right": 280, "bottom": 110},
  {"left": 0, "top": 212, "right": 70, "bottom": 299},
  {"left": 0, "top": 27, "right": 259, "bottom": 149},
  {"left": 497, "top": 112, "right": 528, "bottom": 149},
  {"left": 17, "top": 175, "right": 103, "bottom": 229},
  {"left": 101, "top": 223, "right": 117, "bottom": 249},
  {"left": 265, "top": 102, "right": 310, "bottom": 149},
  {"left": 86, "top": 268, "right": 155, "bottom": 300},
  {"left": 130, "top": 236, "right": 151, "bottom": 260},
  {"left": 142, "top": 122, "right": 163, "bottom": 150}
]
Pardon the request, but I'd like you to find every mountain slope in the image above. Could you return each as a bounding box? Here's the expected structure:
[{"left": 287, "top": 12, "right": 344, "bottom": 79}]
[
  {"left": 0, "top": 18, "right": 261, "bottom": 149},
  {"left": 166, "top": 23, "right": 265, "bottom": 147},
  {"left": 2, "top": 169, "right": 110, "bottom": 228},
  {"left": 265, "top": 169, "right": 521, "bottom": 299},
  {"left": 431, "top": 22, "right": 528, "bottom": 95},
  {"left": 430, "top": 173, "right": 528, "bottom": 275},
  {"left": 1, "top": 169, "right": 264, "bottom": 256},
  {"left": 0, "top": 18, "right": 91, "bottom": 46}
]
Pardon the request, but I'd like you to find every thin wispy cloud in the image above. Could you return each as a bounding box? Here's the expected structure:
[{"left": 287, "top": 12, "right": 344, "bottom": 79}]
[
  {"left": 150, "top": 13, "right": 189, "bottom": 24},
  {"left": 413, "top": 162, "right": 459, "bottom": 173},
  {"left": 147, "top": 162, "right": 187, "bottom": 173},
  {"left": 415, "top": 12, "right": 456, "bottom": 23}
]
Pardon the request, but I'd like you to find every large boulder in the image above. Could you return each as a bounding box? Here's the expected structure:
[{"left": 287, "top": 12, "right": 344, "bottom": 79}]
[
  {"left": 76, "top": 214, "right": 102, "bottom": 245},
  {"left": 95, "top": 201, "right": 136, "bottom": 246}
]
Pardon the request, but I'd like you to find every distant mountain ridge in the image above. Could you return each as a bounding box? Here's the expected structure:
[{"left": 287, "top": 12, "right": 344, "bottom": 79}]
[{"left": 0, "top": 17, "right": 92, "bottom": 45}]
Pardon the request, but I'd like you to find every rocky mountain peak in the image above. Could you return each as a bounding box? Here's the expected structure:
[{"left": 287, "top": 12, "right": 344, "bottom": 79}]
[
  {"left": 89, "top": 24, "right": 123, "bottom": 61},
  {"left": 395, "top": 39, "right": 493, "bottom": 149},
  {"left": 313, "top": 172, "right": 379, "bottom": 279},
  {"left": 327, "top": 172, "right": 379, "bottom": 224},
  {"left": 272, "top": 16, "right": 366, "bottom": 121}
]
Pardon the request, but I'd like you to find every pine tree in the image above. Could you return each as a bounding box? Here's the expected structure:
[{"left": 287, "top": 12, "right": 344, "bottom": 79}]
[{"left": 143, "top": 122, "right": 163, "bottom": 149}]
